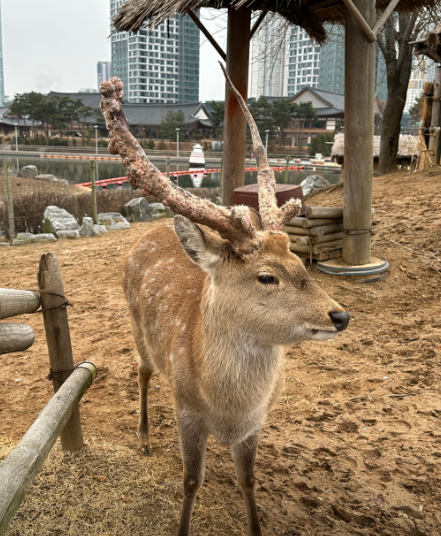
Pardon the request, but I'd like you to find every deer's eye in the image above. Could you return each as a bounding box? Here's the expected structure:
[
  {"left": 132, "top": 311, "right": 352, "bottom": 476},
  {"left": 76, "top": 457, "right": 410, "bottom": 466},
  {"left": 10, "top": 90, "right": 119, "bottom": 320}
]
[{"left": 258, "top": 274, "right": 278, "bottom": 285}]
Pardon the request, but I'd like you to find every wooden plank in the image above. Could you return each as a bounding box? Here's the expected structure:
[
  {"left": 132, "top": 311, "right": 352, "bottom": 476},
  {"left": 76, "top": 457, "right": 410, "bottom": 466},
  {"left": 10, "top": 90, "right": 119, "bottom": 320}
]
[
  {"left": 0, "top": 324, "right": 35, "bottom": 355},
  {"left": 0, "top": 289, "right": 40, "bottom": 319},
  {"left": 305, "top": 206, "right": 343, "bottom": 219},
  {"left": 288, "top": 217, "right": 338, "bottom": 228},
  {"left": 38, "top": 253, "right": 83, "bottom": 452},
  {"left": 341, "top": 0, "right": 376, "bottom": 42},
  {"left": 343, "top": 0, "right": 376, "bottom": 265},
  {"left": 372, "top": 0, "right": 401, "bottom": 36},
  {"left": 294, "top": 232, "right": 343, "bottom": 246},
  {"left": 221, "top": 6, "right": 251, "bottom": 205},
  {"left": 0, "top": 362, "right": 97, "bottom": 536},
  {"left": 188, "top": 11, "right": 226, "bottom": 61},
  {"left": 284, "top": 225, "right": 311, "bottom": 236}
]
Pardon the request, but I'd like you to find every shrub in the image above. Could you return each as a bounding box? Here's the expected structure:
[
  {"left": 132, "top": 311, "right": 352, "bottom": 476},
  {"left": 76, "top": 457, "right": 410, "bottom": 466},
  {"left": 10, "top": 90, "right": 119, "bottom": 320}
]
[{"left": 157, "top": 141, "right": 167, "bottom": 150}]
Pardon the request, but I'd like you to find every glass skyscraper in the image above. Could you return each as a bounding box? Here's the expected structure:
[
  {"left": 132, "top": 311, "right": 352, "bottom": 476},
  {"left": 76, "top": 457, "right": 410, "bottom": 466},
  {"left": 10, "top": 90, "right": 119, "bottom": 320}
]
[{"left": 110, "top": 0, "right": 200, "bottom": 103}]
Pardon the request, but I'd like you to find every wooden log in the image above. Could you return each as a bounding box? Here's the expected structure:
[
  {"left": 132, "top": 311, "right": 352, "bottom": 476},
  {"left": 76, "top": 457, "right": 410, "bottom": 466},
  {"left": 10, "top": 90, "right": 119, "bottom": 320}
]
[
  {"left": 295, "top": 232, "right": 343, "bottom": 246},
  {"left": 0, "top": 362, "right": 97, "bottom": 536},
  {"left": 0, "top": 289, "right": 40, "bottom": 319},
  {"left": 295, "top": 249, "right": 342, "bottom": 262},
  {"left": 289, "top": 240, "right": 343, "bottom": 255},
  {"left": 38, "top": 253, "right": 83, "bottom": 452},
  {"left": 288, "top": 217, "right": 339, "bottom": 228},
  {"left": 285, "top": 223, "right": 343, "bottom": 237},
  {"left": 305, "top": 206, "right": 343, "bottom": 219},
  {"left": 221, "top": 6, "right": 251, "bottom": 205},
  {"left": 0, "top": 324, "right": 35, "bottom": 355},
  {"left": 343, "top": 0, "right": 375, "bottom": 265},
  {"left": 284, "top": 225, "right": 312, "bottom": 236}
]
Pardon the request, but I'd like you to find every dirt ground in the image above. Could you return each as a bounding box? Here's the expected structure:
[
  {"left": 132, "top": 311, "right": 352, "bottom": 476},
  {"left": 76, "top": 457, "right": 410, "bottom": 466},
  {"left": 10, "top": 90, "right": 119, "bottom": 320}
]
[{"left": 1, "top": 168, "right": 441, "bottom": 536}]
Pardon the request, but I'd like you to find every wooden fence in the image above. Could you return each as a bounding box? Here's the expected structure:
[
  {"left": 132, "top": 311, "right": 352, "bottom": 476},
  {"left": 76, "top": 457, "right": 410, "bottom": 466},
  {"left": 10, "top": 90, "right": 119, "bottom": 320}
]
[{"left": 0, "top": 253, "right": 97, "bottom": 536}]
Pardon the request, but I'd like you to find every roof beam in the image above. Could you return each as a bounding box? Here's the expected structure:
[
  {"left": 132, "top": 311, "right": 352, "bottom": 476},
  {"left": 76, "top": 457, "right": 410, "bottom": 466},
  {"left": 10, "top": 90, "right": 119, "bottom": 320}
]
[
  {"left": 188, "top": 11, "right": 226, "bottom": 61},
  {"left": 250, "top": 11, "right": 267, "bottom": 38},
  {"left": 372, "top": 0, "right": 401, "bottom": 36},
  {"left": 309, "top": 0, "right": 342, "bottom": 13},
  {"left": 341, "top": 0, "right": 376, "bottom": 42},
  {"left": 414, "top": 47, "right": 441, "bottom": 63}
]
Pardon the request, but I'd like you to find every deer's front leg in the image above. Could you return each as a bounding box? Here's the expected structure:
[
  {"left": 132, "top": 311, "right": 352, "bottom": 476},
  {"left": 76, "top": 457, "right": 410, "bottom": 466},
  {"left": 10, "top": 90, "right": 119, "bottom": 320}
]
[
  {"left": 177, "top": 409, "right": 208, "bottom": 536},
  {"left": 232, "top": 433, "right": 262, "bottom": 536}
]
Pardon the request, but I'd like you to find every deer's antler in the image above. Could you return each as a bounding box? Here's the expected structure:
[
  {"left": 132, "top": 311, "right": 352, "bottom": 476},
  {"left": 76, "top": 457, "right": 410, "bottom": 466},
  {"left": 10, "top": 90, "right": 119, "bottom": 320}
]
[
  {"left": 100, "top": 77, "right": 261, "bottom": 255},
  {"left": 220, "top": 63, "right": 302, "bottom": 231}
]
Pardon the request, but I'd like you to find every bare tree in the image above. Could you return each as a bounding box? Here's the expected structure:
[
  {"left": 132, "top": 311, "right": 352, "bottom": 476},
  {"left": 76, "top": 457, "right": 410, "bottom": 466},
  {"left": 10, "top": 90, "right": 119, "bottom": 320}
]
[{"left": 377, "top": 11, "right": 437, "bottom": 174}]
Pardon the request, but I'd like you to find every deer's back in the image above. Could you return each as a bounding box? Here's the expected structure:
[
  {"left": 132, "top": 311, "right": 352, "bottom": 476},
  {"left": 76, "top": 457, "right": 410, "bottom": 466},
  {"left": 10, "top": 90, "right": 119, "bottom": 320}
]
[{"left": 123, "top": 224, "right": 205, "bottom": 379}]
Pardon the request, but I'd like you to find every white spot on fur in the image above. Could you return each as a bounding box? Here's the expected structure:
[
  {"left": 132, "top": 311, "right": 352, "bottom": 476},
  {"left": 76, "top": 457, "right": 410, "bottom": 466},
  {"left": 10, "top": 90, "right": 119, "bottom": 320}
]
[
  {"left": 179, "top": 347, "right": 184, "bottom": 354},
  {"left": 169, "top": 353, "right": 174, "bottom": 362}
]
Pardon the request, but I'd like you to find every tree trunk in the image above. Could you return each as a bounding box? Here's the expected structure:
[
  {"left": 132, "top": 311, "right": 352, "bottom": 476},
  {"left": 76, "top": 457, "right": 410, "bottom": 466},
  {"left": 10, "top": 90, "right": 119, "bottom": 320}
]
[{"left": 378, "top": 87, "right": 407, "bottom": 173}]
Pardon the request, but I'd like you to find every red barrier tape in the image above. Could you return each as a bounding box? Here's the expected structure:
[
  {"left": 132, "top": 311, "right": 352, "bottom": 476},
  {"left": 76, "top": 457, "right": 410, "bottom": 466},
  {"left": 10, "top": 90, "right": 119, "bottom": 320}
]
[{"left": 76, "top": 166, "right": 305, "bottom": 188}]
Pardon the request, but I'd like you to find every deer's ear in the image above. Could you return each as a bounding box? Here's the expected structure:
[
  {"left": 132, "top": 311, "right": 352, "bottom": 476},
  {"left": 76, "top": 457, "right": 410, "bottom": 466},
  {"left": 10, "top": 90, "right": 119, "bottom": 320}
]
[{"left": 174, "top": 216, "right": 221, "bottom": 273}]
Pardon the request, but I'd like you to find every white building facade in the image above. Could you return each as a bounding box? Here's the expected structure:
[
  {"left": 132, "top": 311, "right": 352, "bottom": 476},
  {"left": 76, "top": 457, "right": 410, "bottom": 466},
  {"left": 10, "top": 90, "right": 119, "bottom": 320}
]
[
  {"left": 249, "top": 15, "right": 289, "bottom": 99},
  {"left": 110, "top": 0, "right": 200, "bottom": 103},
  {"left": 404, "top": 57, "right": 437, "bottom": 113},
  {"left": 287, "top": 26, "right": 321, "bottom": 96}
]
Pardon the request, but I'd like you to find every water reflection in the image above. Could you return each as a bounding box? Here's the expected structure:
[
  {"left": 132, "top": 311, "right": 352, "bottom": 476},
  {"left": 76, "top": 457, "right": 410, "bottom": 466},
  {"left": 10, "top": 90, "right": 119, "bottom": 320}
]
[{"left": 0, "top": 155, "right": 341, "bottom": 189}]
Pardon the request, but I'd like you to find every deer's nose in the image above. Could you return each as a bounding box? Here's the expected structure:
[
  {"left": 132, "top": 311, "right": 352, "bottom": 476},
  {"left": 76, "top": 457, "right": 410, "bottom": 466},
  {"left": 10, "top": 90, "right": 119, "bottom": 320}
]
[{"left": 329, "top": 311, "right": 350, "bottom": 331}]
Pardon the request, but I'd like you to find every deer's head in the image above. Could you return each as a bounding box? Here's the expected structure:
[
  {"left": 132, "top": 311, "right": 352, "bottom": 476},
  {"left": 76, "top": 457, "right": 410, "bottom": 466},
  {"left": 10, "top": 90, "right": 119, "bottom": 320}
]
[{"left": 100, "top": 68, "right": 349, "bottom": 344}]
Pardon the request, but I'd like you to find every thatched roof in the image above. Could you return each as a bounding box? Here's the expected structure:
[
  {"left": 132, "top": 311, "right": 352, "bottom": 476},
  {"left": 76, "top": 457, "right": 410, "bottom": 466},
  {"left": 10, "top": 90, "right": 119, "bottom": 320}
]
[
  {"left": 411, "top": 22, "right": 441, "bottom": 63},
  {"left": 331, "top": 132, "right": 419, "bottom": 159},
  {"left": 113, "top": 0, "right": 438, "bottom": 44}
]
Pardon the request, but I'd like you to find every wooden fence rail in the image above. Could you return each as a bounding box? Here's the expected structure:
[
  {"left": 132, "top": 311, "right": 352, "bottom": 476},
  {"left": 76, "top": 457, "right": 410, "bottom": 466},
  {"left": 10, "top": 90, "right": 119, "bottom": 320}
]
[
  {"left": 0, "top": 289, "right": 40, "bottom": 319},
  {"left": 0, "top": 361, "right": 97, "bottom": 536}
]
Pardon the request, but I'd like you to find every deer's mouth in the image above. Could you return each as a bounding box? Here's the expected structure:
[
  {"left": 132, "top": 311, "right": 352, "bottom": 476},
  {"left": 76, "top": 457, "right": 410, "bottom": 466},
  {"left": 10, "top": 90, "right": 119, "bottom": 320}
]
[{"left": 307, "top": 327, "right": 338, "bottom": 341}]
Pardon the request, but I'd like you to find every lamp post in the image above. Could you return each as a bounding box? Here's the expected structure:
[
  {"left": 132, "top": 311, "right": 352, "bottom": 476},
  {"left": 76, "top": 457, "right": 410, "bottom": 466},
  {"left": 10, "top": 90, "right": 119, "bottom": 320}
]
[
  {"left": 265, "top": 130, "right": 270, "bottom": 153},
  {"left": 176, "top": 128, "right": 180, "bottom": 158},
  {"left": 14, "top": 123, "right": 19, "bottom": 172},
  {"left": 94, "top": 125, "right": 99, "bottom": 155}
]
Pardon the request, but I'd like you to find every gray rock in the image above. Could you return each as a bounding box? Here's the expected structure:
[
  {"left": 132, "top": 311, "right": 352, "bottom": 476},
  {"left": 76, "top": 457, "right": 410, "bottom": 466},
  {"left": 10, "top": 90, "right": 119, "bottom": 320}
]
[
  {"left": 80, "top": 217, "right": 96, "bottom": 237},
  {"left": 18, "top": 165, "right": 38, "bottom": 178},
  {"left": 57, "top": 230, "right": 80, "bottom": 239},
  {"left": 215, "top": 196, "right": 222, "bottom": 206},
  {"left": 121, "top": 197, "right": 153, "bottom": 222},
  {"left": 93, "top": 224, "right": 108, "bottom": 234},
  {"left": 300, "top": 175, "right": 330, "bottom": 196},
  {"left": 97, "top": 212, "right": 130, "bottom": 230},
  {"left": 42, "top": 206, "right": 80, "bottom": 237},
  {"left": 35, "top": 174, "right": 58, "bottom": 181},
  {"left": 11, "top": 232, "right": 56, "bottom": 246},
  {"left": 0, "top": 242, "right": 10, "bottom": 246},
  {"left": 150, "top": 202, "right": 174, "bottom": 219}
]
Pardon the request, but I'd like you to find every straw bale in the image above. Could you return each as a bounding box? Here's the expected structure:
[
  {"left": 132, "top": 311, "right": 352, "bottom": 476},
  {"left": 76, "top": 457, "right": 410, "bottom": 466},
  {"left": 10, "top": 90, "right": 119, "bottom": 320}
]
[{"left": 331, "top": 132, "right": 419, "bottom": 160}]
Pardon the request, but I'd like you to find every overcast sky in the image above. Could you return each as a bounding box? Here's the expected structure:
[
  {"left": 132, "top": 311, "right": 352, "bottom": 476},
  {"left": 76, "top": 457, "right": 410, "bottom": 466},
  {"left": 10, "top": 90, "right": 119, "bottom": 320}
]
[{"left": 2, "top": 0, "right": 228, "bottom": 101}]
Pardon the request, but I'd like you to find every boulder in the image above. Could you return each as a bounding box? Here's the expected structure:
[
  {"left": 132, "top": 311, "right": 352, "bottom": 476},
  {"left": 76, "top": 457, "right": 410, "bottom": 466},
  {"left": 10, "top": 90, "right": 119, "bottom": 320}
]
[
  {"left": 11, "top": 232, "right": 56, "bottom": 246},
  {"left": 94, "top": 224, "right": 108, "bottom": 234},
  {"left": 300, "top": 175, "right": 330, "bottom": 196},
  {"left": 97, "top": 212, "right": 130, "bottom": 230},
  {"left": 18, "top": 165, "right": 38, "bottom": 178},
  {"left": 42, "top": 206, "right": 80, "bottom": 237},
  {"left": 80, "top": 217, "right": 96, "bottom": 237},
  {"left": 150, "top": 202, "right": 174, "bottom": 219},
  {"left": 35, "top": 174, "right": 68, "bottom": 184},
  {"left": 121, "top": 197, "right": 153, "bottom": 222},
  {"left": 0, "top": 242, "right": 10, "bottom": 246},
  {"left": 57, "top": 230, "right": 80, "bottom": 239}
]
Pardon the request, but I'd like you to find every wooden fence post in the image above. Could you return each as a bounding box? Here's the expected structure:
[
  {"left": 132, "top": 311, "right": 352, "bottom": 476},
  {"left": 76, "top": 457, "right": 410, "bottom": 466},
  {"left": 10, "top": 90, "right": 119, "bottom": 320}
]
[
  {"left": 38, "top": 253, "right": 83, "bottom": 452},
  {"left": 90, "top": 161, "right": 97, "bottom": 224},
  {"left": 5, "top": 167, "right": 15, "bottom": 241},
  {"left": 429, "top": 66, "right": 441, "bottom": 165},
  {"left": 166, "top": 156, "right": 170, "bottom": 178}
]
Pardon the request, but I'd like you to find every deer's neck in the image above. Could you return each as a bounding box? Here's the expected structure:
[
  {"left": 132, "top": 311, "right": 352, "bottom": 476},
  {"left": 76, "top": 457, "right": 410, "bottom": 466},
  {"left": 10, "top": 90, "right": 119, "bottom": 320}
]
[{"left": 197, "top": 285, "right": 284, "bottom": 420}]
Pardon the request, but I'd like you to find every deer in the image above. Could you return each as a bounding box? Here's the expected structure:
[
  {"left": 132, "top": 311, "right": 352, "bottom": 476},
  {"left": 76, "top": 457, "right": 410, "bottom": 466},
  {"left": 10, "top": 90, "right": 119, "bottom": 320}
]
[{"left": 100, "top": 68, "right": 350, "bottom": 536}]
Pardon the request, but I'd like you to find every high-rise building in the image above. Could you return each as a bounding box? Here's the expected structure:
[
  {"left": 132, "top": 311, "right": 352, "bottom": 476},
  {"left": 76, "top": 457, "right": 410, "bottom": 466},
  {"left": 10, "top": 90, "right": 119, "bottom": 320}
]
[
  {"left": 249, "top": 15, "right": 289, "bottom": 99},
  {"left": 287, "top": 27, "right": 321, "bottom": 96},
  {"left": 110, "top": 1, "right": 200, "bottom": 103},
  {"left": 97, "top": 61, "right": 112, "bottom": 89},
  {"left": 287, "top": 25, "right": 387, "bottom": 101},
  {"left": 0, "top": 0, "right": 5, "bottom": 105},
  {"left": 404, "top": 57, "right": 436, "bottom": 113}
]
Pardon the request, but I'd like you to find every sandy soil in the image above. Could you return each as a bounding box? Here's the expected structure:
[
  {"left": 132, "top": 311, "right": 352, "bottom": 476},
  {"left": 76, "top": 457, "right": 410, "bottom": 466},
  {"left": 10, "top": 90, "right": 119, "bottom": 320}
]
[{"left": 1, "top": 168, "right": 441, "bottom": 536}]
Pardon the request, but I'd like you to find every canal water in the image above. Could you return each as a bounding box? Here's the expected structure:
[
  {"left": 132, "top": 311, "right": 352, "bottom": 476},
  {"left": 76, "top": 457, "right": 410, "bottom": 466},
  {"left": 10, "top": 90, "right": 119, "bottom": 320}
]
[{"left": 1, "top": 155, "right": 341, "bottom": 190}]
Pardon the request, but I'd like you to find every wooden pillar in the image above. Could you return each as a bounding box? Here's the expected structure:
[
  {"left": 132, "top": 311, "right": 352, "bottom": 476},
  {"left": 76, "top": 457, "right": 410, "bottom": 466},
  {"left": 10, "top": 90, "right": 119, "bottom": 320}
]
[
  {"left": 429, "top": 66, "right": 441, "bottom": 165},
  {"left": 91, "top": 161, "right": 97, "bottom": 224},
  {"left": 343, "top": 0, "right": 376, "bottom": 265},
  {"left": 5, "top": 167, "right": 15, "bottom": 241},
  {"left": 222, "top": 6, "right": 251, "bottom": 206},
  {"left": 38, "top": 253, "right": 83, "bottom": 452}
]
